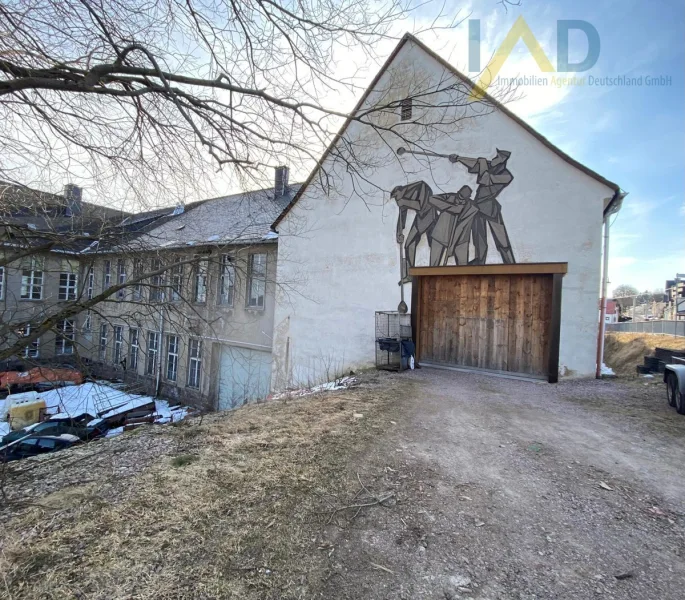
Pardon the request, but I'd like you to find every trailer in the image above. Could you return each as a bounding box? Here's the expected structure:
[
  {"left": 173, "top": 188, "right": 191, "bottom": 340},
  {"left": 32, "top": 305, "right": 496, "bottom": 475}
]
[{"left": 664, "top": 356, "right": 685, "bottom": 415}]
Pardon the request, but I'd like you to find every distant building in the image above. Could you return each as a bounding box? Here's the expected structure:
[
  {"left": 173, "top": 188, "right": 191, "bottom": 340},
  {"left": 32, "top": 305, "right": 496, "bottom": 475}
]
[
  {"left": 665, "top": 275, "right": 685, "bottom": 320},
  {"left": 604, "top": 299, "right": 618, "bottom": 324}
]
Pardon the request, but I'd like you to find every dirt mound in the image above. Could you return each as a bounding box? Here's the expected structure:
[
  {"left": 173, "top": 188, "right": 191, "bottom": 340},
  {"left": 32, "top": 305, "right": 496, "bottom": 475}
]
[{"left": 604, "top": 333, "right": 685, "bottom": 376}]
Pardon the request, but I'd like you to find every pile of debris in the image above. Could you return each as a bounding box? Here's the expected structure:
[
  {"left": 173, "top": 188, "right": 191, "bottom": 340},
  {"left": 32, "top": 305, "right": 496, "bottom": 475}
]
[
  {"left": 1, "top": 382, "right": 192, "bottom": 463},
  {"left": 636, "top": 347, "right": 685, "bottom": 376}
]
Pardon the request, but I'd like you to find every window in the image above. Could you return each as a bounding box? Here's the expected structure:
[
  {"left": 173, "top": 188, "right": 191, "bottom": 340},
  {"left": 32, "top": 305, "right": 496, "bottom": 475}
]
[
  {"left": 132, "top": 259, "right": 143, "bottom": 300},
  {"left": 400, "top": 97, "right": 413, "bottom": 121},
  {"left": 247, "top": 253, "right": 267, "bottom": 308},
  {"left": 129, "top": 328, "right": 140, "bottom": 371},
  {"left": 219, "top": 254, "right": 235, "bottom": 306},
  {"left": 86, "top": 267, "right": 94, "bottom": 300},
  {"left": 21, "top": 259, "right": 43, "bottom": 300},
  {"left": 146, "top": 331, "right": 160, "bottom": 376},
  {"left": 102, "top": 260, "right": 111, "bottom": 289},
  {"left": 0, "top": 266, "right": 4, "bottom": 300},
  {"left": 19, "top": 325, "right": 39, "bottom": 358},
  {"left": 116, "top": 259, "right": 126, "bottom": 299},
  {"left": 170, "top": 258, "right": 183, "bottom": 302},
  {"left": 113, "top": 325, "right": 123, "bottom": 364},
  {"left": 149, "top": 258, "right": 163, "bottom": 302},
  {"left": 187, "top": 339, "right": 202, "bottom": 388},
  {"left": 194, "top": 258, "right": 208, "bottom": 303},
  {"left": 83, "top": 310, "right": 92, "bottom": 332},
  {"left": 166, "top": 335, "right": 179, "bottom": 382},
  {"left": 99, "top": 324, "right": 108, "bottom": 360},
  {"left": 58, "top": 272, "right": 78, "bottom": 300},
  {"left": 55, "top": 319, "right": 75, "bottom": 355}
]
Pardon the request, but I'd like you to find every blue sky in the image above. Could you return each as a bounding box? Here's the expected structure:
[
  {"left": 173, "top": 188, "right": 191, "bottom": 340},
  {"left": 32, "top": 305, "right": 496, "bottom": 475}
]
[{"left": 419, "top": 0, "right": 684, "bottom": 295}]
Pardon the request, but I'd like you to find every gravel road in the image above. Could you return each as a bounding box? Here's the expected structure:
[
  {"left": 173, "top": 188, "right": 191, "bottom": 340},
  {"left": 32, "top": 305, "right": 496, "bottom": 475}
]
[{"left": 321, "top": 368, "right": 685, "bottom": 599}]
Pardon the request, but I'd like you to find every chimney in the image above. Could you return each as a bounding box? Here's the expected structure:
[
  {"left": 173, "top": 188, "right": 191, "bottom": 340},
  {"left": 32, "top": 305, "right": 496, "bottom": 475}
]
[
  {"left": 274, "top": 165, "right": 289, "bottom": 197},
  {"left": 63, "top": 184, "right": 82, "bottom": 216}
]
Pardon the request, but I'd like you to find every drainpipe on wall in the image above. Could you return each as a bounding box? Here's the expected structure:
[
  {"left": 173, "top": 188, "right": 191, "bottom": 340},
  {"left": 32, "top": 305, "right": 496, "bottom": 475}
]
[
  {"left": 596, "top": 190, "right": 627, "bottom": 379},
  {"left": 596, "top": 217, "right": 611, "bottom": 378},
  {"left": 155, "top": 299, "right": 165, "bottom": 397}
]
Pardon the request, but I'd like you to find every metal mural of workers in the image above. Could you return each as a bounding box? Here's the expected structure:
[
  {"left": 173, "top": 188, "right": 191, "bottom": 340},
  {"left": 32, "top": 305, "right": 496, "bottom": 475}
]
[
  {"left": 392, "top": 147, "right": 516, "bottom": 272},
  {"left": 449, "top": 149, "right": 515, "bottom": 265},
  {"left": 391, "top": 181, "right": 436, "bottom": 283},
  {"left": 428, "top": 185, "right": 475, "bottom": 266}
]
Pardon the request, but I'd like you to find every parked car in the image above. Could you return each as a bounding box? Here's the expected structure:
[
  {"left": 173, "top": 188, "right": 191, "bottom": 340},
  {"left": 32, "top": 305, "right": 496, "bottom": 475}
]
[
  {"left": 1, "top": 411, "right": 104, "bottom": 446},
  {"left": 0, "top": 434, "right": 81, "bottom": 462}
]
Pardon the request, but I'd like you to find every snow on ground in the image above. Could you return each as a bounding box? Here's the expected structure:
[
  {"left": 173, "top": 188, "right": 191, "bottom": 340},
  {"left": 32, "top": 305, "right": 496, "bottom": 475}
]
[
  {"left": 601, "top": 363, "right": 616, "bottom": 376},
  {"left": 271, "top": 376, "right": 359, "bottom": 400},
  {"left": 0, "top": 382, "right": 190, "bottom": 438}
]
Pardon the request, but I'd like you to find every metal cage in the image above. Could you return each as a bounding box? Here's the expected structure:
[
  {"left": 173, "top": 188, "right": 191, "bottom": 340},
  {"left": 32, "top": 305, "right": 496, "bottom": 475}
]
[{"left": 375, "top": 311, "right": 413, "bottom": 371}]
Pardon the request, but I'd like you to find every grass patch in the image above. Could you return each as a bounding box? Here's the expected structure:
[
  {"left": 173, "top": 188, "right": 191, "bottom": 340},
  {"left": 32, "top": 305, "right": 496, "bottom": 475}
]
[
  {"left": 605, "top": 332, "right": 685, "bottom": 376},
  {"left": 0, "top": 372, "right": 403, "bottom": 599},
  {"left": 170, "top": 453, "right": 199, "bottom": 467}
]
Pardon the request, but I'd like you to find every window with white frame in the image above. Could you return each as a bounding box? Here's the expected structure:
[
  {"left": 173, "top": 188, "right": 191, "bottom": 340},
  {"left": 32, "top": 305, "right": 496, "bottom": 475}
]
[
  {"left": 86, "top": 267, "right": 94, "bottom": 300},
  {"left": 102, "top": 260, "right": 111, "bottom": 289},
  {"left": 116, "top": 259, "right": 126, "bottom": 299},
  {"left": 99, "top": 323, "right": 108, "bottom": 360},
  {"left": 19, "top": 324, "right": 39, "bottom": 358},
  {"left": 113, "top": 325, "right": 123, "bottom": 364},
  {"left": 21, "top": 259, "right": 43, "bottom": 300},
  {"left": 187, "top": 338, "right": 202, "bottom": 388},
  {"left": 166, "top": 335, "right": 179, "bottom": 381},
  {"left": 129, "top": 328, "right": 139, "bottom": 371},
  {"left": 132, "top": 259, "right": 143, "bottom": 300},
  {"left": 83, "top": 310, "right": 92, "bottom": 332},
  {"left": 194, "top": 258, "right": 207, "bottom": 303},
  {"left": 149, "top": 258, "right": 163, "bottom": 302},
  {"left": 58, "top": 272, "right": 78, "bottom": 300},
  {"left": 247, "top": 253, "right": 266, "bottom": 308},
  {"left": 0, "top": 266, "right": 4, "bottom": 300},
  {"left": 146, "top": 331, "right": 160, "bottom": 376},
  {"left": 55, "top": 319, "right": 75, "bottom": 355},
  {"left": 170, "top": 257, "right": 183, "bottom": 302},
  {"left": 219, "top": 254, "right": 235, "bottom": 306}
]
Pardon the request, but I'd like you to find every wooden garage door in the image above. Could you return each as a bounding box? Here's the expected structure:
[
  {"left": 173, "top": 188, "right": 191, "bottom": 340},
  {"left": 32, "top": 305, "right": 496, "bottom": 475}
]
[{"left": 418, "top": 274, "right": 553, "bottom": 377}]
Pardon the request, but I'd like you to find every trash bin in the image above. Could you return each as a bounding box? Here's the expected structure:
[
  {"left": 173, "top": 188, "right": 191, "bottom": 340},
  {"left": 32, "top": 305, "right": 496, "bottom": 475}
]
[{"left": 400, "top": 340, "right": 416, "bottom": 370}]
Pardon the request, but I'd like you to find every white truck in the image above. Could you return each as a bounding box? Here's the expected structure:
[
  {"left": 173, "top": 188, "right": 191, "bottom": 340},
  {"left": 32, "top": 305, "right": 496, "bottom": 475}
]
[{"left": 664, "top": 356, "right": 685, "bottom": 414}]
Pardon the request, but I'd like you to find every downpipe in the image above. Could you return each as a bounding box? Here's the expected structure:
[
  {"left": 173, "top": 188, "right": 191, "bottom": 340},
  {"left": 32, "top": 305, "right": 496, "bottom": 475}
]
[{"left": 595, "top": 216, "right": 611, "bottom": 378}]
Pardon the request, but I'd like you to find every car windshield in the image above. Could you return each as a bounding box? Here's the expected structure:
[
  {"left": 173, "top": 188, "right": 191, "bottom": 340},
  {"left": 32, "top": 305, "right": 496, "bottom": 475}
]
[{"left": 34, "top": 423, "right": 60, "bottom": 433}]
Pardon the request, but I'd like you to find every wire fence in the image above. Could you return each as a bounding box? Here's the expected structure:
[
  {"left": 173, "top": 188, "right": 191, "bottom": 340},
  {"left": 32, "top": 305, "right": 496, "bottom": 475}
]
[{"left": 606, "top": 320, "right": 685, "bottom": 337}]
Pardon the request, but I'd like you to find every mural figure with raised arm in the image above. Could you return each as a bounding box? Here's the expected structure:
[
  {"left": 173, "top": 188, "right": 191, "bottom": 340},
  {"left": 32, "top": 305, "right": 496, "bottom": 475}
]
[
  {"left": 392, "top": 147, "right": 516, "bottom": 269},
  {"left": 448, "top": 149, "right": 516, "bottom": 264}
]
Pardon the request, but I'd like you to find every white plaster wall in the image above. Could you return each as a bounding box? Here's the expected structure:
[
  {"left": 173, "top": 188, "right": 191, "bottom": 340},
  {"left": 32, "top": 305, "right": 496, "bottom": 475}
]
[{"left": 272, "top": 40, "right": 615, "bottom": 388}]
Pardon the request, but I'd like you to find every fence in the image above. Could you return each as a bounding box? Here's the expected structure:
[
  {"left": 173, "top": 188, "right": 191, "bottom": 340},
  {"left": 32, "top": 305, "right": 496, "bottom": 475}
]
[{"left": 606, "top": 320, "right": 685, "bottom": 337}]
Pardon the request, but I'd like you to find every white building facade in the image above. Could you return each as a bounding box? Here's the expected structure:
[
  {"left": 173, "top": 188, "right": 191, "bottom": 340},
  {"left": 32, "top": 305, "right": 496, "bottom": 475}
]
[{"left": 270, "top": 35, "right": 621, "bottom": 388}]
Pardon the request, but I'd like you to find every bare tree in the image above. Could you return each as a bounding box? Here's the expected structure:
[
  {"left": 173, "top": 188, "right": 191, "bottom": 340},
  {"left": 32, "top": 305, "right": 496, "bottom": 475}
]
[
  {"left": 0, "top": 0, "right": 517, "bottom": 391},
  {"left": 613, "top": 284, "right": 639, "bottom": 298},
  {"left": 0, "top": 0, "right": 517, "bottom": 206}
]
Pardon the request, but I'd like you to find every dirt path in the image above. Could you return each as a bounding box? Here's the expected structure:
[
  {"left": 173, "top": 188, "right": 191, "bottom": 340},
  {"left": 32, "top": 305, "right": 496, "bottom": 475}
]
[{"left": 321, "top": 369, "right": 685, "bottom": 599}]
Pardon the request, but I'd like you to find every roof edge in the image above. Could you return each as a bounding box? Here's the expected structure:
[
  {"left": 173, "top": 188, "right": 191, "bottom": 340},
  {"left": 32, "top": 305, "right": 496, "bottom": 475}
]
[{"left": 272, "top": 33, "right": 620, "bottom": 229}]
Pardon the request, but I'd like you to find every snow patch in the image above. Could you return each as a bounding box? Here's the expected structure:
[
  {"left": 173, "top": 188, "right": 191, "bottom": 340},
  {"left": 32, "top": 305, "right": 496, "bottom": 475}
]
[{"left": 271, "top": 376, "right": 358, "bottom": 400}]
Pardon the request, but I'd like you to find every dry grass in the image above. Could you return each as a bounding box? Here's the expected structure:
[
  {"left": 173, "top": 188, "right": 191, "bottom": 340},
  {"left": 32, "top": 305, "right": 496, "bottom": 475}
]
[
  {"left": 604, "top": 332, "right": 685, "bottom": 376},
  {"left": 0, "top": 372, "right": 404, "bottom": 600}
]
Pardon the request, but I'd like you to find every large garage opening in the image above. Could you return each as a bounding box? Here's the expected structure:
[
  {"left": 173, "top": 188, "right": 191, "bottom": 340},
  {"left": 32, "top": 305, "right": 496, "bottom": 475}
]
[
  {"left": 218, "top": 345, "right": 272, "bottom": 410},
  {"left": 411, "top": 264, "right": 565, "bottom": 382}
]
